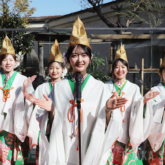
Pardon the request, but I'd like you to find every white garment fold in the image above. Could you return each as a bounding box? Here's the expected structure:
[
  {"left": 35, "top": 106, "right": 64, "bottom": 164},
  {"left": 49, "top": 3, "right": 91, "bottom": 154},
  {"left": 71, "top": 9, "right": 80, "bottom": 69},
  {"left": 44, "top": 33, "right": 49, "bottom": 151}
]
[
  {"left": 147, "top": 83, "right": 165, "bottom": 152},
  {"left": 47, "top": 76, "right": 121, "bottom": 165}
]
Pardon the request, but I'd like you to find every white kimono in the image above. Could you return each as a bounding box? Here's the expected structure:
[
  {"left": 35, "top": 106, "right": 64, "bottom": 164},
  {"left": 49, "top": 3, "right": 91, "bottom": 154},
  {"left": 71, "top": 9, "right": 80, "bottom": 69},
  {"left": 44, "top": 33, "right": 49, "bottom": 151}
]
[
  {"left": 27, "top": 81, "right": 51, "bottom": 165},
  {"left": 46, "top": 75, "right": 122, "bottom": 165},
  {"left": 148, "top": 83, "right": 165, "bottom": 152},
  {"left": 0, "top": 72, "right": 34, "bottom": 142},
  {"left": 105, "top": 80, "right": 153, "bottom": 154}
]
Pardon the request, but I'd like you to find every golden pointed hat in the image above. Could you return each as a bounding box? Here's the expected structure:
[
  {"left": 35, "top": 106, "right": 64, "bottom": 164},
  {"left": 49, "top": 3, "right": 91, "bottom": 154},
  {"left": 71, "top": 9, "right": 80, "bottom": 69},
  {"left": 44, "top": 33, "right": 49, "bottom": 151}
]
[
  {"left": 0, "top": 35, "right": 15, "bottom": 56},
  {"left": 158, "top": 56, "right": 165, "bottom": 77},
  {"left": 68, "top": 17, "right": 91, "bottom": 49},
  {"left": 48, "top": 39, "right": 63, "bottom": 63},
  {"left": 114, "top": 44, "right": 128, "bottom": 63}
]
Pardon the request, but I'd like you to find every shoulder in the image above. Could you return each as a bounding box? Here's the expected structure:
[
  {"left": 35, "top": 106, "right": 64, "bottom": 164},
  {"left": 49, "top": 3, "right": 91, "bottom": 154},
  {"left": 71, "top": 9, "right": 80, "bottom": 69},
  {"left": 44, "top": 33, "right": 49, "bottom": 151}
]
[
  {"left": 127, "top": 80, "right": 140, "bottom": 90},
  {"left": 55, "top": 79, "right": 68, "bottom": 88},
  {"left": 89, "top": 75, "right": 104, "bottom": 86},
  {"left": 36, "top": 81, "right": 49, "bottom": 90},
  {"left": 16, "top": 72, "right": 27, "bottom": 81},
  {"left": 151, "top": 83, "right": 162, "bottom": 91}
]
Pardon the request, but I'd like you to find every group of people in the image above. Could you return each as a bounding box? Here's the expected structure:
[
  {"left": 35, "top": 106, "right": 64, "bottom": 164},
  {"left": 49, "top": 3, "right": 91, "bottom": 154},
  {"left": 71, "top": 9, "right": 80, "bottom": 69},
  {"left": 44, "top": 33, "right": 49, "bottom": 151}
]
[{"left": 0, "top": 16, "right": 165, "bottom": 165}]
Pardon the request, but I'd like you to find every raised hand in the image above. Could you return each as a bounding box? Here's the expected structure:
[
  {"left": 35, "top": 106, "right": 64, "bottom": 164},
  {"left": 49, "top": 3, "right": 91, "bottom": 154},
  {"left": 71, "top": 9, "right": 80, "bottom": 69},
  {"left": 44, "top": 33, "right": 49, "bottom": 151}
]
[
  {"left": 144, "top": 89, "right": 160, "bottom": 105},
  {"left": 34, "top": 94, "right": 53, "bottom": 111},
  {"left": 23, "top": 75, "right": 37, "bottom": 94},
  {"left": 24, "top": 93, "right": 36, "bottom": 103},
  {"left": 106, "top": 93, "right": 128, "bottom": 112}
]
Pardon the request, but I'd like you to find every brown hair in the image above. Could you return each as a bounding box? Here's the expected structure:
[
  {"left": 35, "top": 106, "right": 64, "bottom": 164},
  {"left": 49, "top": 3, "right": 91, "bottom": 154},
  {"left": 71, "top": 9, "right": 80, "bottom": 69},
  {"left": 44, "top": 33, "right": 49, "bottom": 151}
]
[{"left": 0, "top": 54, "right": 16, "bottom": 65}]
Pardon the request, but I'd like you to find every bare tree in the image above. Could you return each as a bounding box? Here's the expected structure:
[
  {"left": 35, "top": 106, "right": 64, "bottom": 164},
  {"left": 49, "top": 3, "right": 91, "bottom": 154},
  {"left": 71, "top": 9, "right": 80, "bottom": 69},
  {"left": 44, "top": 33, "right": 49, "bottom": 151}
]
[{"left": 79, "top": 0, "right": 164, "bottom": 30}]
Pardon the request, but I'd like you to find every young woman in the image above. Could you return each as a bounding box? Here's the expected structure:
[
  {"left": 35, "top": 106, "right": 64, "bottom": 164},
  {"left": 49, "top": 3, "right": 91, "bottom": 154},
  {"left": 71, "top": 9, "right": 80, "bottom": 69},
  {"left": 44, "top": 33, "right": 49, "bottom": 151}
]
[
  {"left": 145, "top": 58, "right": 165, "bottom": 165},
  {"left": 105, "top": 44, "right": 159, "bottom": 165},
  {"left": 27, "top": 17, "right": 128, "bottom": 165},
  {"left": 23, "top": 39, "right": 66, "bottom": 165},
  {"left": 0, "top": 36, "right": 34, "bottom": 164}
]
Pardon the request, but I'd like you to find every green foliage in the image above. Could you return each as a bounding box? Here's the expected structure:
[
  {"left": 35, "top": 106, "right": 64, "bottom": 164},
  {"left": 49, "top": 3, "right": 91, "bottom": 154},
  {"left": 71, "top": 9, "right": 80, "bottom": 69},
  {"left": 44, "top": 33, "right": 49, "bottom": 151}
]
[
  {"left": 0, "top": 2, "right": 34, "bottom": 55},
  {"left": 0, "top": 0, "right": 36, "bottom": 24},
  {"left": 87, "top": 54, "right": 111, "bottom": 82}
]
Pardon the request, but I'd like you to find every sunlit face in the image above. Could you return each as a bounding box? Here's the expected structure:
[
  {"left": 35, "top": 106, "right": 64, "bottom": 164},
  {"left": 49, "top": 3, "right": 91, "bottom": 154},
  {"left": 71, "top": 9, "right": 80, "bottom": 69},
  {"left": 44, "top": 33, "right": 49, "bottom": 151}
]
[
  {"left": 113, "top": 60, "right": 128, "bottom": 80},
  {"left": 49, "top": 61, "right": 64, "bottom": 80},
  {"left": 1, "top": 54, "right": 17, "bottom": 73},
  {"left": 69, "top": 46, "right": 91, "bottom": 75}
]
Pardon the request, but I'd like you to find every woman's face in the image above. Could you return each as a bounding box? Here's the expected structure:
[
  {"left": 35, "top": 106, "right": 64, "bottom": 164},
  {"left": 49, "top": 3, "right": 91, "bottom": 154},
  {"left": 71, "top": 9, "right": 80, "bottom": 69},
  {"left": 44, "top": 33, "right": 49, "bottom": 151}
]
[
  {"left": 1, "top": 54, "right": 17, "bottom": 74},
  {"left": 113, "top": 60, "right": 128, "bottom": 80},
  {"left": 49, "top": 62, "right": 64, "bottom": 80},
  {"left": 69, "top": 46, "right": 91, "bottom": 75}
]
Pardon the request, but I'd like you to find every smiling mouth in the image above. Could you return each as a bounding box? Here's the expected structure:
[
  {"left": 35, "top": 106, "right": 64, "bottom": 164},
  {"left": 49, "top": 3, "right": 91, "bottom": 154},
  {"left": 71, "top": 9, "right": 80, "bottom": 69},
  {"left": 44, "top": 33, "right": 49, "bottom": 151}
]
[{"left": 76, "top": 64, "right": 84, "bottom": 67}]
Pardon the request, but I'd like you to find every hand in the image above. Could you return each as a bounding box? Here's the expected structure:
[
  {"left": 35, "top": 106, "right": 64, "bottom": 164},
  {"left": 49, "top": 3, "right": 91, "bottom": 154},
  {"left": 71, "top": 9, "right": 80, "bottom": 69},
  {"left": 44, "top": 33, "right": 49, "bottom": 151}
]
[
  {"left": 106, "top": 93, "right": 128, "bottom": 112},
  {"left": 34, "top": 94, "right": 53, "bottom": 111},
  {"left": 23, "top": 75, "right": 37, "bottom": 93},
  {"left": 144, "top": 90, "right": 160, "bottom": 104},
  {"left": 24, "top": 93, "right": 36, "bottom": 103}
]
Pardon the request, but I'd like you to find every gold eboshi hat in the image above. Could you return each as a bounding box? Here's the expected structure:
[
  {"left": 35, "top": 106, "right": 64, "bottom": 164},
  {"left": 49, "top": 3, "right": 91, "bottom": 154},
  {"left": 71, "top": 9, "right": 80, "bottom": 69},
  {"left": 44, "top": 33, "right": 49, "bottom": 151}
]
[
  {"left": 68, "top": 17, "right": 91, "bottom": 49},
  {"left": 48, "top": 39, "right": 63, "bottom": 63},
  {"left": 0, "top": 35, "right": 15, "bottom": 56},
  {"left": 158, "top": 56, "right": 165, "bottom": 77},
  {"left": 114, "top": 44, "right": 128, "bottom": 63}
]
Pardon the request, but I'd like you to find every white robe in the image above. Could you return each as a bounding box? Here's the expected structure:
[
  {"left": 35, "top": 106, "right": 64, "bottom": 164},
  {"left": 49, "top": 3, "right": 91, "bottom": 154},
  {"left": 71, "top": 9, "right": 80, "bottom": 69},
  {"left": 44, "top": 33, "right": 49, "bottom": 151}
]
[
  {"left": 105, "top": 80, "right": 153, "bottom": 154},
  {"left": 27, "top": 81, "right": 51, "bottom": 165},
  {"left": 0, "top": 72, "right": 34, "bottom": 142},
  {"left": 148, "top": 83, "right": 165, "bottom": 152},
  {"left": 47, "top": 75, "right": 122, "bottom": 165}
]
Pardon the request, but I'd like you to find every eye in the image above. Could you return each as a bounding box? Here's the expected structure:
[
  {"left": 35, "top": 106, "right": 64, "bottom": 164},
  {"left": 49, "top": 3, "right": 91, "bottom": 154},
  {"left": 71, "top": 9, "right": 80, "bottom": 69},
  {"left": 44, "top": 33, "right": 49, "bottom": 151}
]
[
  {"left": 82, "top": 54, "right": 87, "bottom": 57},
  {"left": 71, "top": 54, "right": 77, "bottom": 58}
]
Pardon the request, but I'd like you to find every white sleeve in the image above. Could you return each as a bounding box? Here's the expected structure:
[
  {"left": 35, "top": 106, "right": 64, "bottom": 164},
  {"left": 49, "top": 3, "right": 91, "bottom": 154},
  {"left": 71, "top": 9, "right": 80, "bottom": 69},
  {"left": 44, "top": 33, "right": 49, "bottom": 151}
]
[
  {"left": 148, "top": 98, "right": 165, "bottom": 152},
  {"left": 129, "top": 87, "right": 153, "bottom": 154}
]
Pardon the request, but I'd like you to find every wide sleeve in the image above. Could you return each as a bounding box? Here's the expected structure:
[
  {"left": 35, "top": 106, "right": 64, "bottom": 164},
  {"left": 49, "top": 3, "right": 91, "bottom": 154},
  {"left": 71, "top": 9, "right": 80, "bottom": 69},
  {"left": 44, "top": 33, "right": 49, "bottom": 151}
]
[
  {"left": 14, "top": 89, "right": 28, "bottom": 142},
  {"left": 28, "top": 84, "right": 48, "bottom": 149},
  {"left": 24, "top": 79, "right": 35, "bottom": 125},
  {"left": 47, "top": 84, "right": 66, "bottom": 165},
  {"left": 129, "top": 87, "right": 153, "bottom": 154},
  {"left": 82, "top": 85, "right": 122, "bottom": 165},
  {"left": 148, "top": 96, "right": 165, "bottom": 152}
]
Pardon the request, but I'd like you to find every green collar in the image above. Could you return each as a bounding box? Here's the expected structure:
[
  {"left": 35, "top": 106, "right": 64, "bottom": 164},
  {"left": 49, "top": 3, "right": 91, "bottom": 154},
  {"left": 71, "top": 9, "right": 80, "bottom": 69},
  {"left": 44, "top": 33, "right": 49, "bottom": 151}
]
[
  {"left": 113, "top": 80, "right": 127, "bottom": 96},
  {"left": 1, "top": 71, "right": 18, "bottom": 90},
  {"left": 161, "top": 82, "right": 165, "bottom": 88},
  {"left": 49, "top": 80, "right": 53, "bottom": 91},
  {"left": 67, "top": 74, "right": 91, "bottom": 95}
]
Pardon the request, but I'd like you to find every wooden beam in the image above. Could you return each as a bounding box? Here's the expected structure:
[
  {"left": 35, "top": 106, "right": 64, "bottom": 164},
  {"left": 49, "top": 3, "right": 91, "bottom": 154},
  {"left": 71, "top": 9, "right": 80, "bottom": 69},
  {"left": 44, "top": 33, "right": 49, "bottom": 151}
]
[{"left": 91, "top": 34, "right": 165, "bottom": 40}]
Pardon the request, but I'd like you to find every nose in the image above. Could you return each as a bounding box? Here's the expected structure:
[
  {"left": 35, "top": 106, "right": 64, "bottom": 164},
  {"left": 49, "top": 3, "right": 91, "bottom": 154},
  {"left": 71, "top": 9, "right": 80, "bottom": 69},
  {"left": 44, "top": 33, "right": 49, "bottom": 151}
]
[
  {"left": 118, "top": 66, "right": 122, "bottom": 72},
  {"left": 78, "top": 55, "right": 83, "bottom": 62},
  {"left": 6, "top": 59, "right": 10, "bottom": 64}
]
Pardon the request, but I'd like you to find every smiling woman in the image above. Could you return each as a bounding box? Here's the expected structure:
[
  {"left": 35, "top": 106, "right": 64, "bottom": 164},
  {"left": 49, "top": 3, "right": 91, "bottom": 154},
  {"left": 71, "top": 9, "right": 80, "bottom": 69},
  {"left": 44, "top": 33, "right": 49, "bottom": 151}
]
[
  {"left": 0, "top": 54, "right": 17, "bottom": 74},
  {"left": 29, "top": 16, "right": 128, "bottom": 165},
  {"left": 0, "top": 36, "right": 34, "bottom": 165},
  {"left": 66, "top": 44, "right": 92, "bottom": 76}
]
